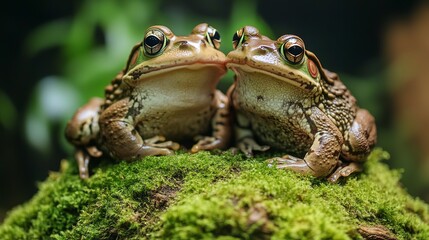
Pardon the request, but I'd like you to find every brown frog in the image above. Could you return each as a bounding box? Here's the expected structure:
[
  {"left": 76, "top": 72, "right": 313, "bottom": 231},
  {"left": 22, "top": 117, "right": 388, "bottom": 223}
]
[
  {"left": 226, "top": 26, "right": 377, "bottom": 182},
  {"left": 66, "top": 23, "right": 231, "bottom": 179}
]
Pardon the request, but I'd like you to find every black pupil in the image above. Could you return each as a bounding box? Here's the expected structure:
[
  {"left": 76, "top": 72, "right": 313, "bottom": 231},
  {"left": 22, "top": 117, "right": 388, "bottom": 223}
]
[
  {"left": 232, "top": 32, "right": 240, "bottom": 42},
  {"left": 288, "top": 45, "right": 303, "bottom": 56},
  {"left": 213, "top": 31, "right": 220, "bottom": 41},
  {"left": 145, "top": 35, "right": 160, "bottom": 47}
]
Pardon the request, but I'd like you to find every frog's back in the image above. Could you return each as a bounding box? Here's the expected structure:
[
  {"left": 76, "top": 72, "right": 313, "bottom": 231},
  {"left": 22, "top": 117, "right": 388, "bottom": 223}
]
[
  {"left": 321, "top": 69, "right": 358, "bottom": 135},
  {"left": 102, "top": 69, "right": 131, "bottom": 111}
]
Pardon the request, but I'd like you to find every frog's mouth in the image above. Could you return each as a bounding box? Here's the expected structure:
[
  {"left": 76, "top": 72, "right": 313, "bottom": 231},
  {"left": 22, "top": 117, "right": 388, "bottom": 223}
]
[
  {"left": 227, "top": 60, "right": 318, "bottom": 91},
  {"left": 123, "top": 61, "right": 227, "bottom": 85},
  {"left": 123, "top": 60, "right": 226, "bottom": 84}
]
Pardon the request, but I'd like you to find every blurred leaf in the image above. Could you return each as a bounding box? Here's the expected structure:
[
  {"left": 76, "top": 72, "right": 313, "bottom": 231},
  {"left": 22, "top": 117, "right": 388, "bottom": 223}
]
[
  {"left": 0, "top": 90, "right": 17, "bottom": 130},
  {"left": 64, "top": 4, "right": 97, "bottom": 58},
  {"left": 25, "top": 76, "right": 81, "bottom": 155},
  {"left": 61, "top": 1, "right": 167, "bottom": 101},
  {"left": 25, "top": 112, "right": 50, "bottom": 155},
  {"left": 228, "top": 0, "right": 273, "bottom": 43},
  {"left": 38, "top": 77, "right": 81, "bottom": 120},
  {"left": 340, "top": 72, "right": 386, "bottom": 118},
  {"left": 25, "top": 20, "right": 71, "bottom": 56}
]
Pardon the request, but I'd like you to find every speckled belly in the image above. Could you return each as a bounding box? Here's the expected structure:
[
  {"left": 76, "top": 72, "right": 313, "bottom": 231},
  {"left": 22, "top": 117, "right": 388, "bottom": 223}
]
[
  {"left": 232, "top": 71, "right": 316, "bottom": 156},
  {"left": 136, "top": 105, "right": 214, "bottom": 142},
  {"left": 245, "top": 111, "right": 313, "bottom": 157}
]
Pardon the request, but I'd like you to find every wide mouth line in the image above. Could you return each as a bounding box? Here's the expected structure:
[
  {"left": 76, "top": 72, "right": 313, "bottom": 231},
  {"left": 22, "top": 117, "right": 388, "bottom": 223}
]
[
  {"left": 227, "top": 61, "right": 284, "bottom": 79},
  {"left": 226, "top": 58, "right": 281, "bottom": 75},
  {"left": 227, "top": 61, "right": 314, "bottom": 89},
  {"left": 128, "top": 60, "right": 226, "bottom": 75}
]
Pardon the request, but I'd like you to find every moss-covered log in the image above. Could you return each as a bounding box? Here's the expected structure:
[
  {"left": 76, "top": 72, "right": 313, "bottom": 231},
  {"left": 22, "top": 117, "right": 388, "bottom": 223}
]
[{"left": 0, "top": 148, "right": 428, "bottom": 239}]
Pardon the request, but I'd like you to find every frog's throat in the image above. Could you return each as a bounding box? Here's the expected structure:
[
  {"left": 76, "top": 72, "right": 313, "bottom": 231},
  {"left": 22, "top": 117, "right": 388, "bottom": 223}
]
[
  {"left": 123, "top": 61, "right": 226, "bottom": 82},
  {"left": 227, "top": 62, "right": 317, "bottom": 91}
]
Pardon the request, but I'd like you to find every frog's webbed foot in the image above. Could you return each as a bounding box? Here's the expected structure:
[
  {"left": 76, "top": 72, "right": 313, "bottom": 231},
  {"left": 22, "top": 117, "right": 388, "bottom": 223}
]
[
  {"left": 74, "top": 145, "right": 103, "bottom": 179},
  {"left": 327, "top": 162, "right": 363, "bottom": 183},
  {"left": 191, "top": 90, "right": 232, "bottom": 153},
  {"left": 144, "top": 135, "right": 180, "bottom": 150},
  {"left": 86, "top": 145, "right": 103, "bottom": 158},
  {"left": 133, "top": 135, "right": 180, "bottom": 157},
  {"left": 133, "top": 144, "right": 175, "bottom": 158},
  {"left": 75, "top": 149, "right": 90, "bottom": 179},
  {"left": 238, "top": 137, "right": 270, "bottom": 158},
  {"left": 191, "top": 136, "right": 223, "bottom": 153},
  {"left": 267, "top": 155, "right": 313, "bottom": 175}
]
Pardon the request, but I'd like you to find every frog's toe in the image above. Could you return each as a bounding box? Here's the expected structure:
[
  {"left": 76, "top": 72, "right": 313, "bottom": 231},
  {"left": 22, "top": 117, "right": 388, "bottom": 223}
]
[
  {"left": 238, "top": 143, "right": 253, "bottom": 158},
  {"left": 191, "top": 136, "right": 222, "bottom": 153},
  {"left": 328, "top": 162, "right": 363, "bottom": 183},
  {"left": 151, "top": 141, "right": 180, "bottom": 150},
  {"left": 144, "top": 135, "right": 166, "bottom": 144},
  {"left": 266, "top": 157, "right": 282, "bottom": 167},
  {"left": 266, "top": 155, "right": 302, "bottom": 167},
  {"left": 86, "top": 146, "right": 103, "bottom": 157},
  {"left": 229, "top": 147, "right": 239, "bottom": 155},
  {"left": 266, "top": 155, "right": 315, "bottom": 176},
  {"left": 144, "top": 136, "right": 180, "bottom": 150},
  {"left": 75, "top": 150, "right": 90, "bottom": 179},
  {"left": 238, "top": 138, "right": 269, "bottom": 158},
  {"left": 136, "top": 145, "right": 175, "bottom": 157}
]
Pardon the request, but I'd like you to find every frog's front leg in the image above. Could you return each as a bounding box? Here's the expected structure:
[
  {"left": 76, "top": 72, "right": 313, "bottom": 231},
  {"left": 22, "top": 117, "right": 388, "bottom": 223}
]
[
  {"left": 99, "top": 98, "right": 179, "bottom": 161},
  {"left": 268, "top": 107, "right": 343, "bottom": 178},
  {"left": 234, "top": 111, "right": 270, "bottom": 157},
  {"left": 342, "top": 109, "right": 377, "bottom": 161},
  {"left": 65, "top": 97, "right": 104, "bottom": 179},
  {"left": 191, "top": 90, "right": 232, "bottom": 152},
  {"left": 328, "top": 109, "right": 377, "bottom": 182}
]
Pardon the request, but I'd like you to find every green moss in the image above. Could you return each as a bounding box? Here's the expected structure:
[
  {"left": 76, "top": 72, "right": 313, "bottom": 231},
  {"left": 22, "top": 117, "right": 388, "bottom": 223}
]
[{"left": 0, "top": 148, "right": 428, "bottom": 239}]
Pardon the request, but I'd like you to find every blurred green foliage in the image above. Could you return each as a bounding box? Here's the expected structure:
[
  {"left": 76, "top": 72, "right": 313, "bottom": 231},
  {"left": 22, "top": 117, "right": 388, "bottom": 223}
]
[{"left": 0, "top": 90, "right": 17, "bottom": 131}]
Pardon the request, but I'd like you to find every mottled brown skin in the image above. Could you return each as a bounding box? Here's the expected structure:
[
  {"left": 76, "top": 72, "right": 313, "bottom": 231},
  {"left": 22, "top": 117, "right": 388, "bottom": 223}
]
[
  {"left": 227, "top": 26, "right": 376, "bottom": 182},
  {"left": 65, "top": 23, "right": 231, "bottom": 179},
  {"left": 65, "top": 98, "right": 104, "bottom": 179}
]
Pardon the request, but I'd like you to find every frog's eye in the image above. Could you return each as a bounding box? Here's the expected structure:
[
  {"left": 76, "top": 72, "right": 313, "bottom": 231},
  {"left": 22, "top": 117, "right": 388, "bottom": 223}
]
[
  {"left": 143, "top": 28, "right": 168, "bottom": 56},
  {"left": 206, "top": 26, "right": 221, "bottom": 49},
  {"left": 232, "top": 28, "right": 245, "bottom": 49},
  {"left": 279, "top": 36, "right": 305, "bottom": 64}
]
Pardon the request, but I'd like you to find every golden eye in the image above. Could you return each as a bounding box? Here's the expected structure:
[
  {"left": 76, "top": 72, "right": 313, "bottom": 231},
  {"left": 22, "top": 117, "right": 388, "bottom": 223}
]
[
  {"left": 279, "top": 36, "right": 305, "bottom": 64},
  {"left": 206, "top": 26, "right": 221, "bottom": 49},
  {"left": 232, "top": 28, "right": 245, "bottom": 49},
  {"left": 143, "top": 28, "right": 168, "bottom": 56}
]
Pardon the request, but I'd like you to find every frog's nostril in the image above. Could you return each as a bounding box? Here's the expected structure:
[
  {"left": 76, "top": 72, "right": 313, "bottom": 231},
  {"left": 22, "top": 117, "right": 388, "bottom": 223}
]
[
  {"left": 177, "top": 40, "right": 202, "bottom": 52},
  {"left": 254, "top": 46, "right": 270, "bottom": 55},
  {"left": 178, "top": 41, "right": 189, "bottom": 49}
]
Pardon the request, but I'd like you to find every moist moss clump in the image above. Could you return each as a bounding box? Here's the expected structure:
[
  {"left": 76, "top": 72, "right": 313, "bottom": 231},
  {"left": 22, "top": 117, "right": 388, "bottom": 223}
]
[{"left": 0, "top": 148, "right": 428, "bottom": 239}]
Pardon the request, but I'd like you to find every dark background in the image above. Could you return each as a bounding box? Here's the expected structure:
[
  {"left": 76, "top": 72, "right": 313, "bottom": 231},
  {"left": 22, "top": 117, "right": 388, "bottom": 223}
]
[{"left": 1, "top": 0, "right": 427, "bottom": 222}]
